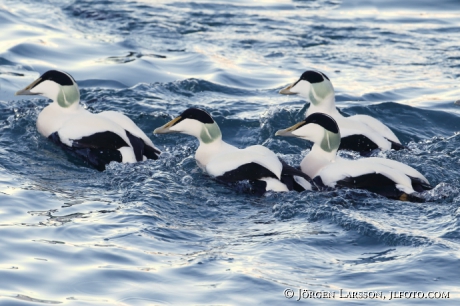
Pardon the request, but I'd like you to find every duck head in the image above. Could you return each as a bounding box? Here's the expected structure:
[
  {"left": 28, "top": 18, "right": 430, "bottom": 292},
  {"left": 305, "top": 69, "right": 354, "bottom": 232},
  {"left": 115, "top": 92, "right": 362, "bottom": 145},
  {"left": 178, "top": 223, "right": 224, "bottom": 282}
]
[
  {"left": 16, "top": 70, "right": 80, "bottom": 108},
  {"left": 279, "top": 70, "right": 335, "bottom": 106},
  {"left": 276, "top": 112, "right": 341, "bottom": 154},
  {"left": 153, "top": 107, "right": 222, "bottom": 144}
]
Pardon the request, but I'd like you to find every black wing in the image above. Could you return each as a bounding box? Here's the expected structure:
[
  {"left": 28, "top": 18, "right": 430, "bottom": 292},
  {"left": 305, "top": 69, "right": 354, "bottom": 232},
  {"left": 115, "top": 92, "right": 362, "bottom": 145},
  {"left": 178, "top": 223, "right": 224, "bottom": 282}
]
[
  {"left": 125, "top": 131, "right": 161, "bottom": 161},
  {"left": 278, "top": 158, "right": 314, "bottom": 192},
  {"left": 334, "top": 172, "right": 425, "bottom": 202},
  {"left": 215, "top": 162, "right": 278, "bottom": 183},
  {"left": 335, "top": 172, "right": 402, "bottom": 198},
  {"left": 71, "top": 131, "right": 129, "bottom": 149},
  {"left": 48, "top": 132, "right": 123, "bottom": 171},
  {"left": 385, "top": 138, "right": 407, "bottom": 151},
  {"left": 143, "top": 144, "right": 161, "bottom": 160},
  {"left": 215, "top": 162, "right": 278, "bottom": 195},
  {"left": 409, "top": 176, "right": 432, "bottom": 192},
  {"left": 340, "top": 134, "right": 407, "bottom": 154},
  {"left": 339, "top": 135, "right": 379, "bottom": 153},
  {"left": 125, "top": 130, "right": 144, "bottom": 162}
]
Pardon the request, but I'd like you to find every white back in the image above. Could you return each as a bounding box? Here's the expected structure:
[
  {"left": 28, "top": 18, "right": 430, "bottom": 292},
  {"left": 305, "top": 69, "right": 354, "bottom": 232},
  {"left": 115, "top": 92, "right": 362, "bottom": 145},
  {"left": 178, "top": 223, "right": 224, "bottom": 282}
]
[
  {"left": 98, "top": 111, "right": 157, "bottom": 148},
  {"left": 206, "top": 145, "right": 283, "bottom": 179},
  {"left": 318, "top": 159, "right": 416, "bottom": 194}
]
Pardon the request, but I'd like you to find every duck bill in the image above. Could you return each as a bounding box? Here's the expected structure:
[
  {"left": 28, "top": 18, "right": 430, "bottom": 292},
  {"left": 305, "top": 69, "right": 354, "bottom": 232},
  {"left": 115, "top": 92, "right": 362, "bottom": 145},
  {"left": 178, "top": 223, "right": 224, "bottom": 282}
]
[
  {"left": 275, "top": 121, "right": 304, "bottom": 137},
  {"left": 15, "top": 77, "right": 42, "bottom": 96},
  {"left": 279, "top": 82, "right": 297, "bottom": 95},
  {"left": 153, "top": 116, "right": 182, "bottom": 134}
]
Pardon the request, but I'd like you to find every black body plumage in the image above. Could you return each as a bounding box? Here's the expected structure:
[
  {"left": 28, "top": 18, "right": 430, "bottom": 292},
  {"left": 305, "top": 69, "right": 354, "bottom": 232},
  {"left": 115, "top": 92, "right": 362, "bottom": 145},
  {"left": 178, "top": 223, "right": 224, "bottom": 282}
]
[
  {"left": 215, "top": 158, "right": 313, "bottom": 193},
  {"left": 48, "top": 130, "right": 160, "bottom": 171},
  {"left": 313, "top": 172, "right": 431, "bottom": 202}
]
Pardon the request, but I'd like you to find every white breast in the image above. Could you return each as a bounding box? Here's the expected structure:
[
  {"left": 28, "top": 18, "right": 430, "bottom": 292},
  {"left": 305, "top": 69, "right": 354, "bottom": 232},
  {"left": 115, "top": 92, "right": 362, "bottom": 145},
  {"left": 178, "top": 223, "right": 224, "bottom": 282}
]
[
  {"left": 36, "top": 103, "right": 88, "bottom": 137},
  {"left": 195, "top": 141, "right": 237, "bottom": 170}
]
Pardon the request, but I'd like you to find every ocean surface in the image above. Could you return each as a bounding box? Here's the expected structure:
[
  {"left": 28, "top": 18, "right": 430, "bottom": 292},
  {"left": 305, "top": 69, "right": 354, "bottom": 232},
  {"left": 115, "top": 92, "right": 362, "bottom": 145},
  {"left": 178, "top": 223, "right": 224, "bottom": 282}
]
[{"left": 1, "top": 0, "right": 460, "bottom": 305}]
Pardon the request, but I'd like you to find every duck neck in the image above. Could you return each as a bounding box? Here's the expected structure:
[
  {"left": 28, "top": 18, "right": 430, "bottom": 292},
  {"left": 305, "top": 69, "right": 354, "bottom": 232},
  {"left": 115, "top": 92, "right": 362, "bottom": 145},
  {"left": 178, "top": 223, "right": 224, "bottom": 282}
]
[
  {"left": 195, "top": 136, "right": 227, "bottom": 169},
  {"left": 304, "top": 81, "right": 337, "bottom": 115},
  {"left": 300, "top": 130, "right": 339, "bottom": 177},
  {"left": 306, "top": 93, "right": 337, "bottom": 116},
  {"left": 300, "top": 143, "right": 336, "bottom": 177},
  {"left": 313, "top": 142, "right": 337, "bottom": 161},
  {"left": 51, "top": 98, "right": 82, "bottom": 112},
  {"left": 194, "top": 123, "right": 228, "bottom": 168}
]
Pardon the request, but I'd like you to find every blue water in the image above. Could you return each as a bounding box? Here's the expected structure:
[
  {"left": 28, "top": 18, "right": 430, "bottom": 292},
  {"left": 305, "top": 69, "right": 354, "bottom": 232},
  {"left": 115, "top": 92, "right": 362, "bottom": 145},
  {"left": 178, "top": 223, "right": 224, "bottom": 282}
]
[{"left": 1, "top": 0, "right": 460, "bottom": 305}]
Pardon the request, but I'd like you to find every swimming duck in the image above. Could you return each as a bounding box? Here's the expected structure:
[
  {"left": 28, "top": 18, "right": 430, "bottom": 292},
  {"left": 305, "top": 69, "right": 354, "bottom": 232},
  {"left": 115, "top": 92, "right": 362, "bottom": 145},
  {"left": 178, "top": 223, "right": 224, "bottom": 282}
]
[
  {"left": 279, "top": 70, "right": 404, "bottom": 153},
  {"left": 275, "top": 112, "right": 432, "bottom": 201},
  {"left": 15, "top": 70, "right": 160, "bottom": 171},
  {"left": 154, "top": 107, "right": 312, "bottom": 194}
]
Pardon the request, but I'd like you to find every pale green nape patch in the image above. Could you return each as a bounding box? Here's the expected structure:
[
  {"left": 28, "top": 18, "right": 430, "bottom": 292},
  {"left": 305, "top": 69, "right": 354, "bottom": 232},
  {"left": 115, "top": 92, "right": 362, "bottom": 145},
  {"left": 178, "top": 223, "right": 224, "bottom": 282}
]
[
  {"left": 320, "top": 130, "right": 340, "bottom": 152},
  {"left": 57, "top": 85, "right": 80, "bottom": 108},
  {"left": 200, "top": 123, "right": 222, "bottom": 144},
  {"left": 309, "top": 82, "right": 333, "bottom": 106}
]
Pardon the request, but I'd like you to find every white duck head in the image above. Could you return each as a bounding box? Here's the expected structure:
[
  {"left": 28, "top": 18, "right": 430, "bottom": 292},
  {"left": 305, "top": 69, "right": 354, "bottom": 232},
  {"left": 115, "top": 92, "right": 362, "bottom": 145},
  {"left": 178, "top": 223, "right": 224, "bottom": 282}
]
[
  {"left": 16, "top": 70, "right": 80, "bottom": 108},
  {"left": 153, "top": 107, "right": 222, "bottom": 144},
  {"left": 275, "top": 112, "right": 341, "bottom": 155},
  {"left": 279, "top": 70, "right": 335, "bottom": 109}
]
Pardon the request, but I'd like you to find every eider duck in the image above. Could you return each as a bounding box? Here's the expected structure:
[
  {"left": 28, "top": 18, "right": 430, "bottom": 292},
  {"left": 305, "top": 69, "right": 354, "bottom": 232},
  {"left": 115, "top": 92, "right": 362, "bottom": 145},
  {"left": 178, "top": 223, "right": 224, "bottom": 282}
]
[
  {"left": 154, "top": 107, "right": 312, "bottom": 194},
  {"left": 275, "top": 112, "right": 432, "bottom": 201},
  {"left": 279, "top": 70, "right": 404, "bottom": 154},
  {"left": 15, "top": 70, "right": 160, "bottom": 170}
]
